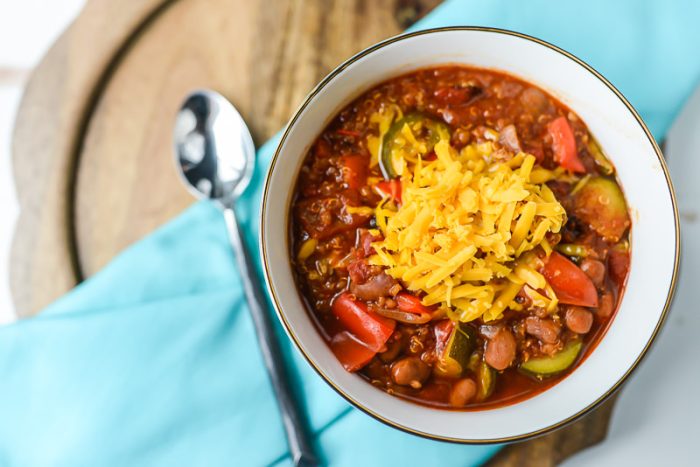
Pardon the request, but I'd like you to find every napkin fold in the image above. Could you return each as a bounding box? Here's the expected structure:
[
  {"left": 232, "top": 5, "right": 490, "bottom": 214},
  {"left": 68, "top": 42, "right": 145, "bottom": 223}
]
[{"left": 2, "top": 1, "right": 700, "bottom": 466}]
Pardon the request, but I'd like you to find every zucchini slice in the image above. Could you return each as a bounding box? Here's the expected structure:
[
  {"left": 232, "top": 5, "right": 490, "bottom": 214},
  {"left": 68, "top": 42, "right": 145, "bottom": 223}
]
[
  {"left": 520, "top": 340, "right": 583, "bottom": 378},
  {"left": 380, "top": 112, "right": 450, "bottom": 179},
  {"left": 475, "top": 362, "right": 496, "bottom": 401},
  {"left": 435, "top": 323, "right": 476, "bottom": 378},
  {"left": 574, "top": 177, "right": 630, "bottom": 242}
]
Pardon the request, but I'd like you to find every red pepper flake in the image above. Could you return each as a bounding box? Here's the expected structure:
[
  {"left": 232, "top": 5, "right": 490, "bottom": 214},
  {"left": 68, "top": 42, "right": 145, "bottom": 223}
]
[{"left": 336, "top": 129, "right": 362, "bottom": 138}]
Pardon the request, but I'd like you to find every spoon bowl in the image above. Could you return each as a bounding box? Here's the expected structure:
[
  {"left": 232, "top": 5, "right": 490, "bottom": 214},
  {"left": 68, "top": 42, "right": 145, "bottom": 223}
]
[{"left": 174, "top": 90, "right": 255, "bottom": 204}]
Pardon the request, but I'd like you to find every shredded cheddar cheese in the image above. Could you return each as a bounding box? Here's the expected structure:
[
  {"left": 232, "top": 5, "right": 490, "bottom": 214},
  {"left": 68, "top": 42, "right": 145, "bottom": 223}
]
[{"left": 368, "top": 131, "right": 565, "bottom": 323}]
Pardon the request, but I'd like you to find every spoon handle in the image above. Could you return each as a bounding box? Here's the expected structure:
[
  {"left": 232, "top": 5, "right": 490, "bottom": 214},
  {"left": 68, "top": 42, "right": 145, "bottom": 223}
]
[{"left": 223, "top": 206, "right": 318, "bottom": 467}]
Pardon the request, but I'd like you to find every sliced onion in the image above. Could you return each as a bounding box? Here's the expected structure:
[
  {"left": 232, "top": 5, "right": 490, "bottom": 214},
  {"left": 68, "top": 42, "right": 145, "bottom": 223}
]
[
  {"left": 499, "top": 124, "right": 521, "bottom": 153},
  {"left": 350, "top": 273, "right": 397, "bottom": 301},
  {"left": 372, "top": 307, "right": 432, "bottom": 324},
  {"left": 478, "top": 324, "right": 502, "bottom": 339}
]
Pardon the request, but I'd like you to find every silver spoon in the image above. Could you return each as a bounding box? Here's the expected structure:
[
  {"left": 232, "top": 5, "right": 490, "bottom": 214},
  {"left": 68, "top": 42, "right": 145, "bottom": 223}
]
[{"left": 174, "top": 90, "right": 318, "bottom": 467}]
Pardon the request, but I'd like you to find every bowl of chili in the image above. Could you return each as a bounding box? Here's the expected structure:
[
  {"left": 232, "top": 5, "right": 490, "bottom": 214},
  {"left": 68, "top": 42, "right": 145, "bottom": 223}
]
[{"left": 261, "top": 27, "right": 679, "bottom": 443}]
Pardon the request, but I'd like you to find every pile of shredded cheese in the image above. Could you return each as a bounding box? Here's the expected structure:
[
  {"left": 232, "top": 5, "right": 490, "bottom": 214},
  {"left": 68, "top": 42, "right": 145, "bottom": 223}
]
[{"left": 367, "top": 126, "right": 566, "bottom": 323}]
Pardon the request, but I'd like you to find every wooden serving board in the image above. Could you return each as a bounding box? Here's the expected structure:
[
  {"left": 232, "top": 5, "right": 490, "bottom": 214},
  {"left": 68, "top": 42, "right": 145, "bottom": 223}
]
[{"left": 10, "top": 0, "right": 618, "bottom": 463}]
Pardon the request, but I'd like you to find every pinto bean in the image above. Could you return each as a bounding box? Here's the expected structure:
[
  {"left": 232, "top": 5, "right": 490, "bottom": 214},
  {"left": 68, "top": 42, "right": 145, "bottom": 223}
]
[
  {"left": 524, "top": 317, "right": 561, "bottom": 344},
  {"left": 580, "top": 258, "right": 606, "bottom": 287},
  {"left": 597, "top": 291, "right": 615, "bottom": 318},
  {"left": 565, "top": 307, "right": 594, "bottom": 334},
  {"left": 379, "top": 334, "right": 403, "bottom": 363},
  {"left": 484, "top": 329, "right": 517, "bottom": 370},
  {"left": 520, "top": 87, "right": 552, "bottom": 115},
  {"left": 540, "top": 342, "right": 564, "bottom": 356},
  {"left": 449, "top": 378, "right": 477, "bottom": 407},
  {"left": 391, "top": 357, "right": 431, "bottom": 388}
]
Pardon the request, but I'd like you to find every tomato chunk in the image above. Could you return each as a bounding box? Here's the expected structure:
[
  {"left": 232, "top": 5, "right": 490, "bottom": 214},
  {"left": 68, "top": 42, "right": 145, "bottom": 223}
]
[
  {"left": 332, "top": 293, "right": 395, "bottom": 352},
  {"left": 340, "top": 155, "right": 367, "bottom": 190},
  {"left": 434, "top": 86, "right": 480, "bottom": 105},
  {"left": 357, "top": 229, "right": 381, "bottom": 258},
  {"left": 396, "top": 292, "right": 435, "bottom": 314},
  {"left": 424, "top": 150, "right": 437, "bottom": 161},
  {"left": 375, "top": 179, "right": 402, "bottom": 204},
  {"left": 608, "top": 248, "right": 630, "bottom": 288},
  {"left": 295, "top": 196, "right": 368, "bottom": 240},
  {"left": 543, "top": 252, "right": 599, "bottom": 307},
  {"left": 330, "top": 331, "right": 375, "bottom": 372},
  {"left": 547, "top": 117, "right": 585, "bottom": 173},
  {"left": 314, "top": 138, "right": 331, "bottom": 158}
]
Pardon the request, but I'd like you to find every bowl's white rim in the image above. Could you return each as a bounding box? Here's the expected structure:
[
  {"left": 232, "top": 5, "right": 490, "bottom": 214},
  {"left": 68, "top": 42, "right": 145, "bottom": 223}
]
[{"left": 259, "top": 26, "right": 680, "bottom": 444}]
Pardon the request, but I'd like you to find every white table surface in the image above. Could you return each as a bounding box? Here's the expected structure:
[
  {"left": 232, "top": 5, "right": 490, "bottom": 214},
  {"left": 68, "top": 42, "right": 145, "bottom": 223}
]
[
  {"left": 0, "top": 0, "right": 85, "bottom": 325},
  {"left": 0, "top": 2, "right": 696, "bottom": 464}
]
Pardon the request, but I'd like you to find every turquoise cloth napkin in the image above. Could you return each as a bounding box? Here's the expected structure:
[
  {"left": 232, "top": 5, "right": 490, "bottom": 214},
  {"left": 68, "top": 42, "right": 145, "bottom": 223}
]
[{"left": 2, "top": 1, "right": 700, "bottom": 466}]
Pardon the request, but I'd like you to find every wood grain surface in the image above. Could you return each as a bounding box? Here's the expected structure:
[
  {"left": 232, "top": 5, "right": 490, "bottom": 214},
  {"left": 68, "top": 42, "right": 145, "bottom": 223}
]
[{"left": 10, "top": 0, "right": 619, "bottom": 463}]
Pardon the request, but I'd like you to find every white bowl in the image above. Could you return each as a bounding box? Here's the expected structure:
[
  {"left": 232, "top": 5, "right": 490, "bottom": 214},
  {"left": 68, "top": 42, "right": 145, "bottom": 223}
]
[{"left": 260, "top": 27, "right": 679, "bottom": 443}]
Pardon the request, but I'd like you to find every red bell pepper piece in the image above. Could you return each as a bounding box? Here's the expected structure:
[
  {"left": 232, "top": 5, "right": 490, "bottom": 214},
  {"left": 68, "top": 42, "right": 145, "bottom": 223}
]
[
  {"left": 396, "top": 292, "right": 435, "bottom": 314},
  {"left": 543, "top": 252, "right": 599, "bottom": 307},
  {"left": 330, "top": 331, "right": 376, "bottom": 372},
  {"left": 375, "top": 179, "right": 402, "bottom": 204},
  {"left": 332, "top": 293, "right": 395, "bottom": 352},
  {"left": 547, "top": 116, "right": 585, "bottom": 173}
]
